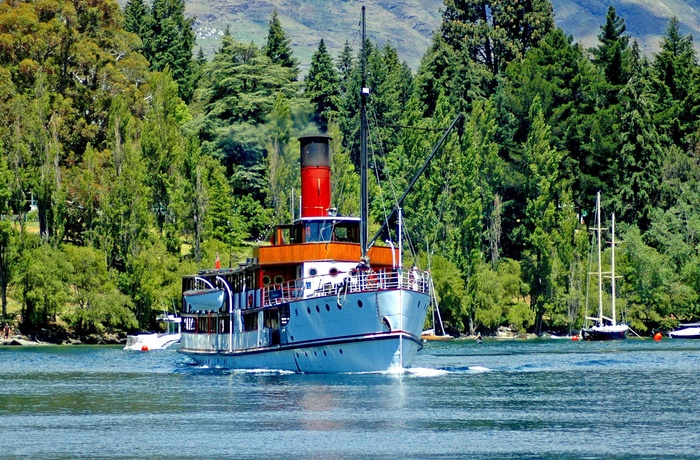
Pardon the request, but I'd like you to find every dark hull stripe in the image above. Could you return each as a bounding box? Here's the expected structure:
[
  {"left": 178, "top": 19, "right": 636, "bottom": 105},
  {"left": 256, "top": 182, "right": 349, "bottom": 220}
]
[{"left": 178, "top": 330, "right": 423, "bottom": 357}]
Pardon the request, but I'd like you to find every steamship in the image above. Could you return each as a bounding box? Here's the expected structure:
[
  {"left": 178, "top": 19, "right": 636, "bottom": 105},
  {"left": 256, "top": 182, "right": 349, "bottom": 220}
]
[
  {"left": 178, "top": 134, "right": 431, "bottom": 372},
  {"left": 177, "top": 8, "right": 432, "bottom": 372}
]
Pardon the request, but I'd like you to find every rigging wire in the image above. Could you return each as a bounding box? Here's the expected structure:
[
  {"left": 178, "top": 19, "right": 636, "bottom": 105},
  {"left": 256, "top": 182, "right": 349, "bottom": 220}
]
[{"left": 366, "top": 99, "right": 426, "bottom": 265}]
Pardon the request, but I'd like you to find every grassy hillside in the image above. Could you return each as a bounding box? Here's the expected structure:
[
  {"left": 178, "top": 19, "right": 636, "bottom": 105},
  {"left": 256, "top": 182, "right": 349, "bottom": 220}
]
[{"left": 112, "top": 0, "right": 700, "bottom": 70}]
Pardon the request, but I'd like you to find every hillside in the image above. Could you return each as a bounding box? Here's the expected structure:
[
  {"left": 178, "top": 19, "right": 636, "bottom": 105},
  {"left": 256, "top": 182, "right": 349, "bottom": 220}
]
[{"left": 181, "top": 0, "right": 700, "bottom": 70}]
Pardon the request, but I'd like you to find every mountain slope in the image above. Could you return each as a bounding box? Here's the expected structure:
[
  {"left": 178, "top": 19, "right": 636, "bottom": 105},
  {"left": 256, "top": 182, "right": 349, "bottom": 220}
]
[{"left": 183, "top": 0, "right": 700, "bottom": 70}]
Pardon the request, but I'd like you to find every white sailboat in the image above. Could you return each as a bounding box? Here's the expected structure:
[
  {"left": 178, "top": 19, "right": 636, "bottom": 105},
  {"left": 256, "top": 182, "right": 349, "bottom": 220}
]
[{"left": 581, "top": 192, "right": 629, "bottom": 340}]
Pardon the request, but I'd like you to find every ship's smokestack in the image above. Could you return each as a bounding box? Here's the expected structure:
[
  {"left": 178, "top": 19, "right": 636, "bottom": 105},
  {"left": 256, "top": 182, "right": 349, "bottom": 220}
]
[{"left": 299, "top": 135, "right": 332, "bottom": 218}]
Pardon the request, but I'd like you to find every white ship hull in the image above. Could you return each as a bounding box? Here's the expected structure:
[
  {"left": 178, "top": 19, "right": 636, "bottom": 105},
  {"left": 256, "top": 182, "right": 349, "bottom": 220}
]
[{"left": 179, "top": 288, "right": 429, "bottom": 373}]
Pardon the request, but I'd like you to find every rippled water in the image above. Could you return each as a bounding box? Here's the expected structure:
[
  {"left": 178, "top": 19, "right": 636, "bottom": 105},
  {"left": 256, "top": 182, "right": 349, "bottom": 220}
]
[{"left": 1, "top": 339, "right": 699, "bottom": 459}]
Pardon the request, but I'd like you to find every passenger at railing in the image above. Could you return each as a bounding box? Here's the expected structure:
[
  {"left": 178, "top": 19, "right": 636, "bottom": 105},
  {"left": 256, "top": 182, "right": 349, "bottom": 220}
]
[
  {"left": 410, "top": 264, "right": 420, "bottom": 291},
  {"left": 356, "top": 257, "right": 370, "bottom": 289}
]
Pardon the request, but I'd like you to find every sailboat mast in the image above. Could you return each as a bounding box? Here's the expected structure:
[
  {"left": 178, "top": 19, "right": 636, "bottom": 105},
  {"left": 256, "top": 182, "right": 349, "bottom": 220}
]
[
  {"left": 359, "top": 6, "right": 369, "bottom": 260},
  {"left": 611, "top": 213, "right": 617, "bottom": 326},
  {"left": 596, "top": 191, "right": 603, "bottom": 322}
]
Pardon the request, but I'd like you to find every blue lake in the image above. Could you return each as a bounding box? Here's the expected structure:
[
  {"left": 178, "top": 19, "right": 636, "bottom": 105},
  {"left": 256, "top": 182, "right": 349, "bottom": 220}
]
[{"left": 1, "top": 338, "right": 699, "bottom": 459}]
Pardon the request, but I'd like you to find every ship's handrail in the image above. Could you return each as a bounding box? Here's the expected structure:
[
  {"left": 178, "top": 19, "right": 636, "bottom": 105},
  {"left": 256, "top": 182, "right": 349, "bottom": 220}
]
[{"left": 261, "top": 267, "right": 430, "bottom": 307}]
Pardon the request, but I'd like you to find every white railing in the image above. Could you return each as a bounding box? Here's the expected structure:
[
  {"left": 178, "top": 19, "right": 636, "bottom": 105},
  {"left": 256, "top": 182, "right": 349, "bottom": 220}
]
[{"left": 261, "top": 267, "right": 430, "bottom": 307}]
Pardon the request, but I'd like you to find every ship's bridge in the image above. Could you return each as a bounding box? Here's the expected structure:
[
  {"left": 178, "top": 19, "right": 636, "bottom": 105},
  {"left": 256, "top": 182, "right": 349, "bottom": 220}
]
[{"left": 269, "top": 216, "right": 360, "bottom": 246}]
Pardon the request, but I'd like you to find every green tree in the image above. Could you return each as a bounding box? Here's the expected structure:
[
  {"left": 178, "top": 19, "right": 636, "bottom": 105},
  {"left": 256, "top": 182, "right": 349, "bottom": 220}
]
[
  {"left": 591, "top": 6, "right": 631, "bottom": 98},
  {"left": 522, "top": 95, "right": 564, "bottom": 334},
  {"left": 503, "top": 28, "right": 603, "bottom": 213},
  {"left": 263, "top": 8, "right": 299, "bottom": 81},
  {"left": 142, "top": 0, "right": 196, "bottom": 102},
  {"left": 651, "top": 17, "right": 700, "bottom": 149},
  {"left": 0, "top": 150, "right": 17, "bottom": 319},
  {"left": 305, "top": 39, "right": 340, "bottom": 129},
  {"left": 141, "top": 71, "right": 188, "bottom": 240},
  {"left": 18, "top": 242, "right": 72, "bottom": 332},
  {"left": 123, "top": 0, "right": 151, "bottom": 43},
  {"left": 440, "top": 0, "right": 554, "bottom": 81},
  {"left": 613, "top": 50, "right": 664, "bottom": 232},
  {"left": 64, "top": 245, "right": 137, "bottom": 335}
]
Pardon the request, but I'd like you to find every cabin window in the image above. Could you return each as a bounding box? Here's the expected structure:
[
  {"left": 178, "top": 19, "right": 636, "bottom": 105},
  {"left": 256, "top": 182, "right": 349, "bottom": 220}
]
[
  {"left": 183, "top": 317, "right": 196, "bottom": 332},
  {"left": 264, "top": 309, "right": 280, "bottom": 330},
  {"left": 197, "top": 316, "right": 212, "bottom": 333},
  {"left": 243, "top": 312, "right": 258, "bottom": 332},
  {"left": 281, "top": 305, "right": 290, "bottom": 325},
  {"left": 304, "top": 221, "right": 333, "bottom": 242},
  {"left": 329, "top": 267, "right": 338, "bottom": 277},
  {"left": 274, "top": 275, "right": 284, "bottom": 285},
  {"left": 309, "top": 268, "right": 317, "bottom": 276},
  {"left": 334, "top": 226, "right": 348, "bottom": 241},
  {"left": 262, "top": 275, "right": 271, "bottom": 286}
]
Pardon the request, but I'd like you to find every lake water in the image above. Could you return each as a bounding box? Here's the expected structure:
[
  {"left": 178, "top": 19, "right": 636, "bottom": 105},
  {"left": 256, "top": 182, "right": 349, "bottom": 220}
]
[{"left": 1, "top": 338, "right": 699, "bottom": 459}]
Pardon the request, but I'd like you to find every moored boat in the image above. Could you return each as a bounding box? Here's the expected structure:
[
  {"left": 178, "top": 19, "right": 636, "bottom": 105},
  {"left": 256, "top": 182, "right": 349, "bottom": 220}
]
[
  {"left": 581, "top": 192, "right": 629, "bottom": 341},
  {"left": 668, "top": 322, "right": 700, "bottom": 339},
  {"left": 124, "top": 313, "right": 182, "bottom": 351}
]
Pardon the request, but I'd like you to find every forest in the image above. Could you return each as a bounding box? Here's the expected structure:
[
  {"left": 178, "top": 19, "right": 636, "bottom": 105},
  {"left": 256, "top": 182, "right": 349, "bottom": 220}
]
[{"left": 0, "top": 0, "right": 699, "bottom": 340}]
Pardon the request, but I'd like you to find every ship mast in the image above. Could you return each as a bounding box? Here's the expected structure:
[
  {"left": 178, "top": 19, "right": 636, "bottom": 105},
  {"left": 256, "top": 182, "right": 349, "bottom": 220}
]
[
  {"left": 360, "top": 6, "right": 369, "bottom": 260},
  {"left": 611, "top": 213, "right": 617, "bottom": 326},
  {"left": 596, "top": 191, "right": 603, "bottom": 323}
]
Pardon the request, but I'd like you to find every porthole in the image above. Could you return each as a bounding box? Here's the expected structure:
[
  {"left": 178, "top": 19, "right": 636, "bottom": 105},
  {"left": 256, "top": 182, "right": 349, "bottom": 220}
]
[
  {"left": 325, "top": 304, "right": 330, "bottom": 311},
  {"left": 358, "top": 300, "right": 363, "bottom": 308},
  {"left": 274, "top": 275, "right": 284, "bottom": 284},
  {"left": 339, "top": 349, "right": 343, "bottom": 355},
  {"left": 295, "top": 309, "right": 298, "bottom": 316},
  {"left": 305, "top": 352, "right": 308, "bottom": 357},
  {"left": 307, "top": 306, "right": 311, "bottom": 314},
  {"left": 323, "top": 350, "right": 327, "bottom": 356},
  {"left": 337, "top": 303, "right": 342, "bottom": 311},
  {"left": 316, "top": 305, "right": 320, "bottom": 313},
  {"left": 262, "top": 275, "right": 271, "bottom": 285},
  {"left": 290, "top": 336, "right": 294, "bottom": 341},
  {"left": 314, "top": 351, "right": 317, "bottom": 356},
  {"left": 329, "top": 267, "right": 339, "bottom": 277},
  {"left": 296, "top": 353, "right": 299, "bottom": 357},
  {"left": 309, "top": 268, "right": 318, "bottom": 276}
]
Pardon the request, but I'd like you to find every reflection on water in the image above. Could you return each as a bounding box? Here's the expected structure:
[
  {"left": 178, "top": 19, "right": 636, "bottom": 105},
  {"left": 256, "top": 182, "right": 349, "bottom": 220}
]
[{"left": 1, "top": 340, "right": 699, "bottom": 459}]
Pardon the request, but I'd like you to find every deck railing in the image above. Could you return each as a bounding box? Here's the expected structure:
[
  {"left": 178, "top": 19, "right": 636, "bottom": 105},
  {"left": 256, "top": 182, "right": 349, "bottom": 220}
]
[{"left": 261, "top": 267, "right": 430, "bottom": 307}]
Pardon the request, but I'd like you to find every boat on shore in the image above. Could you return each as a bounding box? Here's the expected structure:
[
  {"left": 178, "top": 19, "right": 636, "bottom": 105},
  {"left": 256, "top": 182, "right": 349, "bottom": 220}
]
[
  {"left": 581, "top": 192, "right": 629, "bottom": 341},
  {"left": 124, "top": 313, "right": 182, "bottom": 351},
  {"left": 668, "top": 322, "right": 700, "bottom": 339},
  {"left": 176, "top": 8, "right": 445, "bottom": 373}
]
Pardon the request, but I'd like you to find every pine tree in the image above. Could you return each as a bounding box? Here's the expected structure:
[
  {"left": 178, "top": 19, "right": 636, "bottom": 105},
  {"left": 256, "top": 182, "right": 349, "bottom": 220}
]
[
  {"left": 305, "top": 39, "right": 340, "bottom": 130},
  {"left": 615, "top": 48, "right": 664, "bottom": 232},
  {"left": 652, "top": 17, "right": 699, "bottom": 148},
  {"left": 263, "top": 8, "right": 299, "bottom": 81},
  {"left": 142, "top": 0, "right": 196, "bottom": 102},
  {"left": 123, "top": 0, "right": 151, "bottom": 43},
  {"left": 440, "top": 0, "right": 554, "bottom": 80},
  {"left": 337, "top": 40, "right": 354, "bottom": 96},
  {"left": 591, "top": 6, "right": 630, "bottom": 94}
]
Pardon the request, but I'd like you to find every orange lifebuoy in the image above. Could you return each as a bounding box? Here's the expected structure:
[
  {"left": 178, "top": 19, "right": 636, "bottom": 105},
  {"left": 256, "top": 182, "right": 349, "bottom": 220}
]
[{"left": 368, "top": 271, "right": 378, "bottom": 288}]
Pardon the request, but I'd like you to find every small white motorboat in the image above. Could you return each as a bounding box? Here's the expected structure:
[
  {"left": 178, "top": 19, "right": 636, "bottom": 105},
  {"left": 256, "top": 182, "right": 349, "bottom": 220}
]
[
  {"left": 668, "top": 322, "right": 700, "bottom": 339},
  {"left": 124, "top": 314, "right": 182, "bottom": 351}
]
